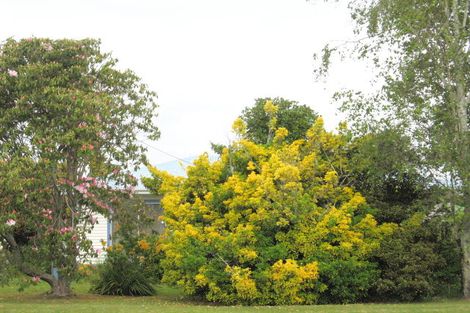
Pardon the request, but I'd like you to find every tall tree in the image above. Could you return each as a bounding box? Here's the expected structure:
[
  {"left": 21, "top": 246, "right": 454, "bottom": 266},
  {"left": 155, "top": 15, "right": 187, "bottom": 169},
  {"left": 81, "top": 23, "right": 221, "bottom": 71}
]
[
  {"left": 240, "top": 97, "right": 318, "bottom": 144},
  {"left": 317, "top": 0, "right": 469, "bottom": 297},
  {"left": 0, "top": 38, "right": 159, "bottom": 296}
]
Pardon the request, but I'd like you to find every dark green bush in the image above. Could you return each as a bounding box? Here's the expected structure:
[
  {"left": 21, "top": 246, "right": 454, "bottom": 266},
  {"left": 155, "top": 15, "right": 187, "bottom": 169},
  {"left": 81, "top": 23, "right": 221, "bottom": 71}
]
[
  {"left": 317, "top": 259, "right": 378, "bottom": 304},
  {"left": 371, "top": 214, "right": 461, "bottom": 301},
  {"left": 91, "top": 246, "right": 155, "bottom": 296}
]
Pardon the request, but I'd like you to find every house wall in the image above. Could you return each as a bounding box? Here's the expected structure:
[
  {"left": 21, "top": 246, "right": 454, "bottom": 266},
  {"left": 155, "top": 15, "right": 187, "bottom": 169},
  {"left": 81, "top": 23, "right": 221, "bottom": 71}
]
[
  {"left": 85, "top": 190, "right": 162, "bottom": 263},
  {"left": 86, "top": 213, "right": 109, "bottom": 263}
]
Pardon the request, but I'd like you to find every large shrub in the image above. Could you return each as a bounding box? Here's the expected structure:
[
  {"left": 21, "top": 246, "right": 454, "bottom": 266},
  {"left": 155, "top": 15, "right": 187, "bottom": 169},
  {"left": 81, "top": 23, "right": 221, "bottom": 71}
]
[
  {"left": 144, "top": 112, "right": 395, "bottom": 305},
  {"left": 372, "top": 213, "right": 461, "bottom": 301},
  {"left": 349, "top": 130, "right": 462, "bottom": 301},
  {"left": 91, "top": 243, "right": 155, "bottom": 296}
]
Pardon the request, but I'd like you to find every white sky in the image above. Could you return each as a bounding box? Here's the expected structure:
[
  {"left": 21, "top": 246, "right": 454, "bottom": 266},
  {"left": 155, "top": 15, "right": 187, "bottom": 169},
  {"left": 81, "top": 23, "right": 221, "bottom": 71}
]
[{"left": 1, "top": 0, "right": 372, "bottom": 165}]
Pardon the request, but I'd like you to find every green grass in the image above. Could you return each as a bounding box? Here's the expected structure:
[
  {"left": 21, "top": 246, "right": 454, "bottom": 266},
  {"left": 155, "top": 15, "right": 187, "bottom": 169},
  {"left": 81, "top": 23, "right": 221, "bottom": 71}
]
[{"left": 0, "top": 281, "right": 468, "bottom": 313}]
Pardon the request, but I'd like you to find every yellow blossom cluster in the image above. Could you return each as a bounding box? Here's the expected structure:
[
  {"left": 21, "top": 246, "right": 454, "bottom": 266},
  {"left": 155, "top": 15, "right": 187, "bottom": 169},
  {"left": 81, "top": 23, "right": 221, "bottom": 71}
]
[
  {"left": 138, "top": 239, "right": 150, "bottom": 251},
  {"left": 143, "top": 116, "right": 395, "bottom": 305}
]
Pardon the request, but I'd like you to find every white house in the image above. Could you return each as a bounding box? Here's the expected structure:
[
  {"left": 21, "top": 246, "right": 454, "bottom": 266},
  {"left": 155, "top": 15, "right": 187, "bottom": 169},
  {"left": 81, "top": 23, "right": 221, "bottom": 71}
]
[{"left": 86, "top": 189, "right": 163, "bottom": 263}]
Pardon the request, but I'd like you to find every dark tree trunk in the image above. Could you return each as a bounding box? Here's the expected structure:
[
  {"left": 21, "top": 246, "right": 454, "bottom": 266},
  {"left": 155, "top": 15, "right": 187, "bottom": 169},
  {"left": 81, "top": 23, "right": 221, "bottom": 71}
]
[
  {"left": 3, "top": 234, "right": 74, "bottom": 297},
  {"left": 48, "top": 277, "right": 73, "bottom": 297}
]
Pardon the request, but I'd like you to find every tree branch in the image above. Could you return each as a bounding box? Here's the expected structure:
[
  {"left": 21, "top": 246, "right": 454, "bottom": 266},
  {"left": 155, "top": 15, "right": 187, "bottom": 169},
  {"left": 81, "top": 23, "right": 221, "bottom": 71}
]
[{"left": 3, "top": 233, "right": 55, "bottom": 286}]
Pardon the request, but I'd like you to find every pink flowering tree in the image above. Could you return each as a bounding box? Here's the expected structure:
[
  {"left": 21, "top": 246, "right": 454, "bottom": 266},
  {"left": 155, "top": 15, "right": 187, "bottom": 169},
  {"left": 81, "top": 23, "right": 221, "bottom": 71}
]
[{"left": 0, "top": 38, "right": 159, "bottom": 296}]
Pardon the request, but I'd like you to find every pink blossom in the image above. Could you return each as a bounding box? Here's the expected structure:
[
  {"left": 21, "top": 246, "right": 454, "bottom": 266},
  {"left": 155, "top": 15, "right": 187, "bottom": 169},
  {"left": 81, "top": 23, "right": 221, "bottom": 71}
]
[
  {"left": 59, "top": 226, "right": 72, "bottom": 235},
  {"left": 95, "top": 180, "right": 106, "bottom": 188},
  {"left": 94, "top": 200, "right": 110, "bottom": 210},
  {"left": 78, "top": 122, "right": 87, "bottom": 128},
  {"left": 126, "top": 185, "right": 136, "bottom": 194},
  {"left": 80, "top": 144, "right": 94, "bottom": 151},
  {"left": 71, "top": 234, "right": 78, "bottom": 241},
  {"left": 74, "top": 184, "right": 87, "bottom": 194},
  {"left": 95, "top": 248, "right": 102, "bottom": 255},
  {"left": 42, "top": 209, "right": 53, "bottom": 220},
  {"left": 7, "top": 69, "right": 18, "bottom": 77},
  {"left": 5, "top": 219, "right": 16, "bottom": 226},
  {"left": 32, "top": 276, "right": 41, "bottom": 283}
]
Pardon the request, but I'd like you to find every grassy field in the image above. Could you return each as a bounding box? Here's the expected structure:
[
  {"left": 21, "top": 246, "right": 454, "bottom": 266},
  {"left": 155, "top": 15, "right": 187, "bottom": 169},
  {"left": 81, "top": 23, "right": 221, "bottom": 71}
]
[{"left": 0, "top": 281, "right": 468, "bottom": 313}]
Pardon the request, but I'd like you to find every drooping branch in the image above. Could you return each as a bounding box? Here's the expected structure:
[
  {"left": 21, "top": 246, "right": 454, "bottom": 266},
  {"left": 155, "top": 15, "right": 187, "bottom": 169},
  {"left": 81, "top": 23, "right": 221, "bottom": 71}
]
[{"left": 2, "top": 233, "right": 55, "bottom": 286}]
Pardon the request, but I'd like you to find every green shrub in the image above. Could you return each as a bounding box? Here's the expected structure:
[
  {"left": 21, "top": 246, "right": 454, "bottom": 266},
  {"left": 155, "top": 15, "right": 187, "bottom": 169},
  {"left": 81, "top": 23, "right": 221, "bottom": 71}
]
[
  {"left": 91, "top": 246, "right": 155, "bottom": 296},
  {"left": 143, "top": 118, "right": 395, "bottom": 305},
  {"left": 133, "top": 235, "right": 164, "bottom": 283},
  {"left": 317, "top": 259, "right": 378, "bottom": 304},
  {"left": 371, "top": 214, "right": 461, "bottom": 301}
]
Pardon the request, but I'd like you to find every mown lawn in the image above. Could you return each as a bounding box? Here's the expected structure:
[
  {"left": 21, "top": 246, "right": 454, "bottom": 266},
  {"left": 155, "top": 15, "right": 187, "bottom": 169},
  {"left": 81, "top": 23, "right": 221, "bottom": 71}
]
[{"left": 0, "top": 280, "right": 467, "bottom": 313}]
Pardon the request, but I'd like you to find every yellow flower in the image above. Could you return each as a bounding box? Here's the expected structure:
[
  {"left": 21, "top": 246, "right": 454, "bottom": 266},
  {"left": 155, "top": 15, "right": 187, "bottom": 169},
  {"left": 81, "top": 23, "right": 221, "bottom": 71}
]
[
  {"left": 324, "top": 170, "right": 338, "bottom": 184},
  {"left": 247, "top": 161, "right": 256, "bottom": 171},
  {"left": 238, "top": 248, "right": 258, "bottom": 263},
  {"left": 263, "top": 100, "right": 278, "bottom": 115},
  {"left": 232, "top": 117, "right": 247, "bottom": 135},
  {"left": 138, "top": 239, "right": 150, "bottom": 250},
  {"left": 274, "top": 127, "right": 289, "bottom": 143}
]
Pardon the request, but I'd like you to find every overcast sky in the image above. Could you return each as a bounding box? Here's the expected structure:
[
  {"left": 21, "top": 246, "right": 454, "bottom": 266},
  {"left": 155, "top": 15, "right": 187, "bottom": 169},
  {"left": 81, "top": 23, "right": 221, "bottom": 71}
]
[{"left": 1, "top": 0, "right": 372, "bottom": 166}]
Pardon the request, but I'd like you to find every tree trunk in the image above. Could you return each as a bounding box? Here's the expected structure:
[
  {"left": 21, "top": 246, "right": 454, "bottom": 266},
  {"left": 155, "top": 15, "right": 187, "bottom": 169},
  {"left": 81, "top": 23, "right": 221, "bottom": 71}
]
[
  {"left": 3, "top": 234, "right": 74, "bottom": 297},
  {"left": 462, "top": 223, "right": 470, "bottom": 298},
  {"left": 49, "top": 277, "right": 73, "bottom": 297},
  {"left": 453, "top": 45, "right": 469, "bottom": 298},
  {"left": 461, "top": 184, "right": 470, "bottom": 299}
]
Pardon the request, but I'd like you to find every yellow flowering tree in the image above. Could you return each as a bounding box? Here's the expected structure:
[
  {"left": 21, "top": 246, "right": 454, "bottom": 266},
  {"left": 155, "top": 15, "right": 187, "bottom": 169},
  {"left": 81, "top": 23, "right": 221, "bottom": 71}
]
[{"left": 144, "top": 115, "right": 394, "bottom": 304}]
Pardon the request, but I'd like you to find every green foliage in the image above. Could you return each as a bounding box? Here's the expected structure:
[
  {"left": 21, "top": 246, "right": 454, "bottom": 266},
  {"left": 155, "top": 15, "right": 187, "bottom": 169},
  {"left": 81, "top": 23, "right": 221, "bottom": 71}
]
[
  {"left": 348, "top": 129, "right": 462, "bottom": 300},
  {"left": 0, "top": 249, "right": 16, "bottom": 286},
  {"left": 348, "top": 129, "right": 430, "bottom": 224},
  {"left": 373, "top": 213, "right": 461, "bottom": 301},
  {"left": 318, "top": 0, "right": 470, "bottom": 296},
  {"left": 240, "top": 97, "right": 318, "bottom": 144},
  {"left": 91, "top": 232, "right": 164, "bottom": 296},
  {"left": 138, "top": 236, "right": 165, "bottom": 283},
  {"left": 318, "top": 259, "right": 378, "bottom": 304},
  {"left": 91, "top": 244, "right": 155, "bottom": 296},
  {"left": 0, "top": 37, "right": 159, "bottom": 295},
  {"left": 144, "top": 116, "right": 394, "bottom": 305},
  {"left": 123, "top": 234, "right": 164, "bottom": 283}
]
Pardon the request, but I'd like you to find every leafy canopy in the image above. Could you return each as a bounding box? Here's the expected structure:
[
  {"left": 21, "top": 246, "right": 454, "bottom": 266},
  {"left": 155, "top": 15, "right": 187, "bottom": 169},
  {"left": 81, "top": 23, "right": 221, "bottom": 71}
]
[
  {"left": 144, "top": 112, "right": 394, "bottom": 305},
  {"left": 0, "top": 38, "right": 159, "bottom": 296},
  {"left": 316, "top": 0, "right": 470, "bottom": 298},
  {"left": 240, "top": 97, "right": 318, "bottom": 144}
]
